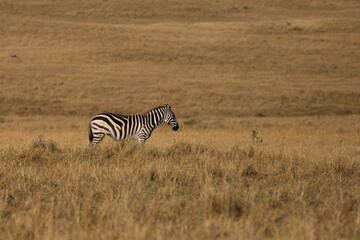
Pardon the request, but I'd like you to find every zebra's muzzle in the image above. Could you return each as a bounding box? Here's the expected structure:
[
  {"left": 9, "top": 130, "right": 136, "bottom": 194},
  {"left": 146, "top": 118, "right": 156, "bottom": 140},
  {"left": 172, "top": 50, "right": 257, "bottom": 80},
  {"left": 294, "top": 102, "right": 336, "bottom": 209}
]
[{"left": 172, "top": 125, "right": 179, "bottom": 131}]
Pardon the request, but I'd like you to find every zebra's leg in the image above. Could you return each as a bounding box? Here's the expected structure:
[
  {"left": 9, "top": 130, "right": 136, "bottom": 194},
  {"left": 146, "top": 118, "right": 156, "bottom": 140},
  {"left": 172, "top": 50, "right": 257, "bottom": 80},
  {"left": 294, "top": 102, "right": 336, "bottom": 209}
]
[
  {"left": 137, "top": 138, "right": 146, "bottom": 146},
  {"left": 90, "top": 132, "right": 106, "bottom": 145}
]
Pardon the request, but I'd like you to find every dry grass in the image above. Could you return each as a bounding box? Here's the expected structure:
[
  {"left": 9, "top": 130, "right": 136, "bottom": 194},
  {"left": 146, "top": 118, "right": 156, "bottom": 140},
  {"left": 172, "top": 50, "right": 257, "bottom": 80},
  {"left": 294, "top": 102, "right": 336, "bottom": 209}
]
[
  {"left": 1, "top": 116, "right": 360, "bottom": 239},
  {"left": 1, "top": 115, "right": 359, "bottom": 239},
  {"left": 1, "top": 0, "right": 360, "bottom": 239}
]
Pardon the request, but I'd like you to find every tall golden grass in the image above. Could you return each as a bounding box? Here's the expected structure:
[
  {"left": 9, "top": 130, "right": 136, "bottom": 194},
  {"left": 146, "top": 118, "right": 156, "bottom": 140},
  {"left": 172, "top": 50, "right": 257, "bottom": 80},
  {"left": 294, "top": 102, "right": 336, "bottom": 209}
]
[
  {"left": 1, "top": 0, "right": 360, "bottom": 239},
  {"left": 1, "top": 115, "right": 359, "bottom": 239}
]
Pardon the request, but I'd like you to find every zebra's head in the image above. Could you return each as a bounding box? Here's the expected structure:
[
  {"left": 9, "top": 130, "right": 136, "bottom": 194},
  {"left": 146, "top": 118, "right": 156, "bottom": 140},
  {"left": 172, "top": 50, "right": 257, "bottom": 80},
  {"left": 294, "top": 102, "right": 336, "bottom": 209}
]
[{"left": 164, "top": 104, "right": 179, "bottom": 131}]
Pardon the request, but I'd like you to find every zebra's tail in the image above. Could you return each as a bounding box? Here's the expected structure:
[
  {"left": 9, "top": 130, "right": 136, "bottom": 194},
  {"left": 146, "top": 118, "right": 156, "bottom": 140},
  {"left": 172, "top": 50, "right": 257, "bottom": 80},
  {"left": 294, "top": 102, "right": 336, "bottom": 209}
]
[{"left": 89, "top": 123, "right": 94, "bottom": 143}]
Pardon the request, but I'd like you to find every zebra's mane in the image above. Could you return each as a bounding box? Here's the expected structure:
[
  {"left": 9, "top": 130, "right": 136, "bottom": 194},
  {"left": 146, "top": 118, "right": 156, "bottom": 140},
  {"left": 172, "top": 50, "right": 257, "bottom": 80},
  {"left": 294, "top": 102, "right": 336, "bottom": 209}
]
[
  {"left": 144, "top": 105, "right": 166, "bottom": 114},
  {"left": 108, "top": 106, "right": 167, "bottom": 118}
]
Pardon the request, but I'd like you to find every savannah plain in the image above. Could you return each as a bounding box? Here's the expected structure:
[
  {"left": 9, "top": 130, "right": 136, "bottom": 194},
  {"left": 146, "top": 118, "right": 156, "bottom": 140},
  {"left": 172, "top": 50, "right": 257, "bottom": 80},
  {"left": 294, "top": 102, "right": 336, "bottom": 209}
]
[{"left": 1, "top": 0, "right": 360, "bottom": 239}]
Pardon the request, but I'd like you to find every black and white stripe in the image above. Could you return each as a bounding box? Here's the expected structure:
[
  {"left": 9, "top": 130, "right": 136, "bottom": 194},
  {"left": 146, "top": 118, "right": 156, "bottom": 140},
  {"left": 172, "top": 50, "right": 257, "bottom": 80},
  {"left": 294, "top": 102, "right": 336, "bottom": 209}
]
[{"left": 89, "top": 104, "right": 179, "bottom": 145}]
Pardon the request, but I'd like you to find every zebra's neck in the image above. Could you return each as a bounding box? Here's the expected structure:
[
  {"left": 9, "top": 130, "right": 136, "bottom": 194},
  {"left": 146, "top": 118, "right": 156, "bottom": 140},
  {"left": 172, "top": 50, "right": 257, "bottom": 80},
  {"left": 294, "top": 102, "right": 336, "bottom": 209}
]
[{"left": 143, "top": 107, "right": 165, "bottom": 130}]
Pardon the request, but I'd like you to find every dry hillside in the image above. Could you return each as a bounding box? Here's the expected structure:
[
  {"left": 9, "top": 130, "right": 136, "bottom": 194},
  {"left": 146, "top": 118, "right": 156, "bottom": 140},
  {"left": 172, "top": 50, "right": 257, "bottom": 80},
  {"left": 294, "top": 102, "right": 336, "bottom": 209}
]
[{"left": 0, "top": 0, "right": 359, "bottom": 239}]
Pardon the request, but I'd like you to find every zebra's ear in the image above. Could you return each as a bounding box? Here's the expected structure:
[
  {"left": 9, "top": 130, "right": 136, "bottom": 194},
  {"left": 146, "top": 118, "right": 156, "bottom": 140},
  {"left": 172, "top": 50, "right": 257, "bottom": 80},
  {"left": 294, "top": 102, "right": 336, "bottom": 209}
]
[{"left": 165, "top": 103, "right": 170, "bottom": 109}]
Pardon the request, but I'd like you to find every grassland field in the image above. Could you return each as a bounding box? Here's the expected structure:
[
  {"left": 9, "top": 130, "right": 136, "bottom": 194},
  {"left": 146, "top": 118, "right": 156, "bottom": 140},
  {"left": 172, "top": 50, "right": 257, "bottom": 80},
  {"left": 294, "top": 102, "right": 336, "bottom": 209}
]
[{"left": 0, "top": 0, "right": 360, "bottom": 239}]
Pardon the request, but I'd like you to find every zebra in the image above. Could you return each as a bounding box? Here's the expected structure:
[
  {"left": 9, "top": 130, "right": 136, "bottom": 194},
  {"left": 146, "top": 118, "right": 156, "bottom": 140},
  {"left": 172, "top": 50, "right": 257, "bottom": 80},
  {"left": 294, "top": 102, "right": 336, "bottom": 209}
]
[{"left": 89, "top": 104, "right": 179, "bottom": 145}]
